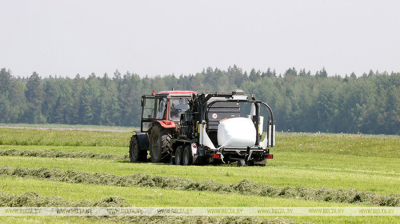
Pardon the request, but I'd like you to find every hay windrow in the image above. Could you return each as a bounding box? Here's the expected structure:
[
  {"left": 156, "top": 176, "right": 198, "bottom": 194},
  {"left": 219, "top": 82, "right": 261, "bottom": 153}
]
[
  {"left": 0, "top": 192, "right": 302, "bottom": 223},
  {"left": 0, "top": 191, "right": 129, "bottom": 207},
  {"left": 0, "top": 216, "right": 301, "bottom": 224},
  {"left": 101, "top": 216, "right": 301, "bottom": 224},
  {"left": 0, "top": 149, "right": 128, "bottom": 160},
  {"left": 1, "top": 165, "right": 399, "bottom": 207}
]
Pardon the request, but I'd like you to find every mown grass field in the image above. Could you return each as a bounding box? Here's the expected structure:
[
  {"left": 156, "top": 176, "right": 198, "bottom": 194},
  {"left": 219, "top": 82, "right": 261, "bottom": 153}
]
[
  {"left": 0, "top": 123, "right": 136, "bottom": 131},
  {"left": 0, "top": 127, "right": 400, "bottom": 223}
]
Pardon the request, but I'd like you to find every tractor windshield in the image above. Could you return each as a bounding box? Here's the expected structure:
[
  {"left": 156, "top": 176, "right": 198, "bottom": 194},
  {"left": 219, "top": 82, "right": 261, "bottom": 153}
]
[{"left": 169, "top": 98, "right": 189, "bottom": 120}]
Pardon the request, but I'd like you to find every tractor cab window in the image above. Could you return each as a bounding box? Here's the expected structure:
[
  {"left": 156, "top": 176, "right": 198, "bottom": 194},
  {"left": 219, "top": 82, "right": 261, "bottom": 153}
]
[
  {"left": 170, "top": 98, "right": 189, "bottom": 120},
  {"left": 142, "top": 98, "right": 156, "bottom": 119},
  {"left": 142, "top": 97, "right": 167, "bottom": 120},
  {"left": 141, "top": 96, "right": 167, "bottom": 132},
  {"left": 156, "top": 98, "right": 167, "bottom": 119}
]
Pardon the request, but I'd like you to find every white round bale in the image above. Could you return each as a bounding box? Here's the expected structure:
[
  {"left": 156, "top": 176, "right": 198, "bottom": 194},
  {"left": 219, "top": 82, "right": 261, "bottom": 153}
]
[{"left": 217, "top": 117, "right": 256, "bottom": 147}]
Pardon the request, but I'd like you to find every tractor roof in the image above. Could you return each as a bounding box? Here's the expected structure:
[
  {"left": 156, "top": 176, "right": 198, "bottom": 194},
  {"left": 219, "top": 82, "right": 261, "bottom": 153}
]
[{"left": 156, "top": 90, "right": 197, "bottom": 96}]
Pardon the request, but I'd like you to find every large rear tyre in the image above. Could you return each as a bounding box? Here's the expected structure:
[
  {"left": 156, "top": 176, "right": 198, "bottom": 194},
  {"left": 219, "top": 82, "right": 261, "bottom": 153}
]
[
  {"left": 183, "top": 145, "right": 193, "bottom": 166},
  {"left": 129, "top": 135, "right": 147, "bottom": 162},
  {"left": 175, "top": 146, "right": 184, "bottom": 165},
  {"left": 149, "top": 124, "right": 172, "bottom": 163}
]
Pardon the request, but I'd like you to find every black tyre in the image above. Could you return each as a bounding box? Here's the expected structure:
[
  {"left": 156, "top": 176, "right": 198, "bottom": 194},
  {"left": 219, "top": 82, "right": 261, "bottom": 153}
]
[
  {"left": 183, "top": 145, "right": 193, "bottom": 166},
  {"left": 237, "top": 159, "right": 246, "bottom": 167},
  {"left": 149, "top": 124, "right": 172, "bottom": 163},
  {"left": 175, "top": 146, "right": 184, "bottom": 165},
  {"left": 129, "top": 135, "right": 147, "bottom": 162},
  {"left": 247, "top": 159, "right": 255, "bottom": 166}
]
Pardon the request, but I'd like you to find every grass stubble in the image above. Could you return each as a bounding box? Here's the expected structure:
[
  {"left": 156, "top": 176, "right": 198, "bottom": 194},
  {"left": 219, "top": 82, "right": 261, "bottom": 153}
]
[
  {"left": 1, "top": 127, "right": 400, "bottom": 223},
  {"left": 0, "top": 165, "right": 399, "bottom": 207}
]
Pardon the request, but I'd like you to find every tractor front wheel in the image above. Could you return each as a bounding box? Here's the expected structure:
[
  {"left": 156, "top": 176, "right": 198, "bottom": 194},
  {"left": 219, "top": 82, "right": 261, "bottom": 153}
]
[
  {"left": 149, "top": 124, "right": 172, "bottom": 163},
  {"left": 129, "top": 135, "right": 147, "bottom": 162}
]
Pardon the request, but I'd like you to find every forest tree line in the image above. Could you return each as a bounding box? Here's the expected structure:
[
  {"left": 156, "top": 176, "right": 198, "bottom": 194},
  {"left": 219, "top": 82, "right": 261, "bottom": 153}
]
[{"left": 0, "top": 66, "right": 399, "bottom": 135}]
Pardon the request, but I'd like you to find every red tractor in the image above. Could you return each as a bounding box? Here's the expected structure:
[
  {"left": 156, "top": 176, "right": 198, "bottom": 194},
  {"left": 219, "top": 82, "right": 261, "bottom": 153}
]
[{"left": 129, "top": 90, "right": 275, "bottom": 166}]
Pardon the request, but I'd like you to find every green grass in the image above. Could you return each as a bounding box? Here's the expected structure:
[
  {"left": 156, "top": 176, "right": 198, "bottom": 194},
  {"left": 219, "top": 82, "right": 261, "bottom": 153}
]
[
  {"left": 0, "top": 216, "right": 398, "bottom": 224},
  {"left": 0, "top": 145, "right": 127, "bottom": 156},
  {"left": 0, "top": 154, "right": 399, "bottom": 196},
  {"left": 0, "top": 176, "right": 355, "bottom": 207},
  {"left": 1, "top": 128, "right": 400, "bottom": 223},
  {"left": 276, "top": 132, "right": 400, "bottom": 158},
  {"left": 0, "top": 128, "right": 133, "bottom": 147},
  {"left": 274, "top": 151, "right": 400, "bottom": 179},
  {"left": 3, "top": 176, "right": 400, "bottom": 224},
  {"left": 0, "top": 216, "right": 300, "bottom": 224},
  {"left": 0, "top": 123, "right": 138, "bottom": 131},
  {"left": 1, "top": 128, "right": 399, "bottom": 157}
]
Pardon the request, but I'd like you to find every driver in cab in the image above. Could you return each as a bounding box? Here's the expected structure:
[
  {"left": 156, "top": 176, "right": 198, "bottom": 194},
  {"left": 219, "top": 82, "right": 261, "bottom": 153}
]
[{"left": 170, "top": 98, "right": 189, "bottom": 120}]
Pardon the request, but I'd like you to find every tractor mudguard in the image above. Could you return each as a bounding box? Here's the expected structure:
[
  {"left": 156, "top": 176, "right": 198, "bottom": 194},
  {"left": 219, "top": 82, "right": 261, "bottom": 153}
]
[
  {"left": 134, "top": 131, "right": 149, "bottom": 151},
  {"left": 154, "top": 120, "right": 176, "bottom": 129}
]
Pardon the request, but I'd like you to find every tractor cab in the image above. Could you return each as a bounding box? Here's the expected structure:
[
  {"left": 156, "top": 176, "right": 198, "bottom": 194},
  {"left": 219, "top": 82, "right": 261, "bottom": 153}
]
[{"left": 140, "top": 90, "right": 196, "bottom": 132}]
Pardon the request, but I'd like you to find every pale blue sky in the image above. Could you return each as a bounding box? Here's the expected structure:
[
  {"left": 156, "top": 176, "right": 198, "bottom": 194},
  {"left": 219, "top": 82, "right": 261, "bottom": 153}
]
[{"left": 1, "top": 0, "right": 399, "bottom": 78}]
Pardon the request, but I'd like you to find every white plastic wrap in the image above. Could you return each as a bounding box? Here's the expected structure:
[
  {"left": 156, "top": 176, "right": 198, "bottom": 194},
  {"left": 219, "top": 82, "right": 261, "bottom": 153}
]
[{"left": 217, "top": 117, "right": 256, "bottom": 147}]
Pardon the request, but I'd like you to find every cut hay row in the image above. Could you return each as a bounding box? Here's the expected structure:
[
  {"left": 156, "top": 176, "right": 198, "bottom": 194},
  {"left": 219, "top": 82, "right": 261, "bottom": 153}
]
[
  {"left": 102, "top": 216, "right": 298, "bottom": 224},
  {"left": 0, "top": 149, "right": 128, "bottom": 160},
  {"left": 0, "top": 191, "right": 129, "bottom": 207},
  {"left": 1, "top": 165, "right": 399, "bottom": 207},
  {"left": 0, "top": 191, "right": 297, "bottom": 224}
]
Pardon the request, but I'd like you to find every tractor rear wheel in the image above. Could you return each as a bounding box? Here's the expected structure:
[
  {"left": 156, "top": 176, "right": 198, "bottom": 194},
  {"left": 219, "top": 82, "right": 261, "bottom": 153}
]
[
  {"left": 149, "top": 124, "right": 172, "bottom": 163},
  {"left": 175, "top": 146, "right": 184, "bottom": 165},
  {"left": 129, "top": 135, "right": 147, "bottom": 162},
  {"left": 183, "top": 145, "right": 193, "bottom": 165}
]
